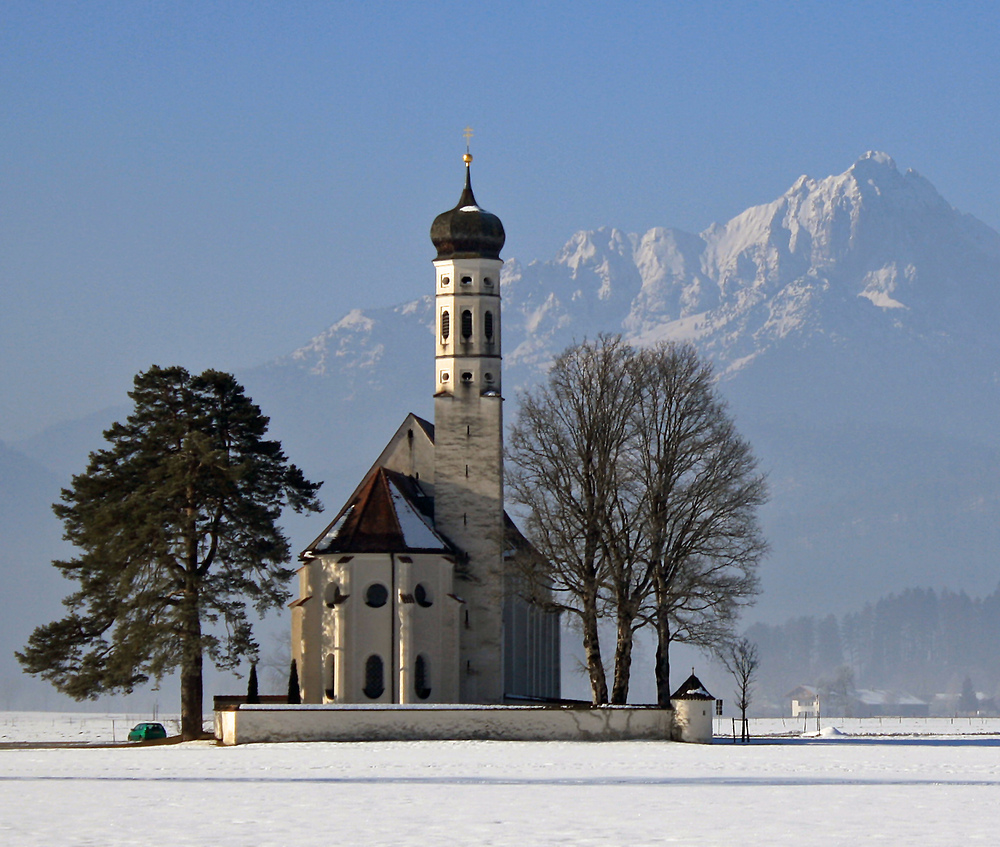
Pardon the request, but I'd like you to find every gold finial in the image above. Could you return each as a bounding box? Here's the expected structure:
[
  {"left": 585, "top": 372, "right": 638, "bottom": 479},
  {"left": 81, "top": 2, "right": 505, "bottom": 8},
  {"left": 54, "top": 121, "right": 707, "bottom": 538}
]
[{"left": 463, "top": 126, "right": 474, "bottom": 164}]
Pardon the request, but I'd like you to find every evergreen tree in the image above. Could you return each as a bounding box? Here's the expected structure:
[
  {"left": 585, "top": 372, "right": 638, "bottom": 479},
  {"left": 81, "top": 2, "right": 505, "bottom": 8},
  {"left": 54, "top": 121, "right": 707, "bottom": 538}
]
[
  {"left": 288, "top": 659, "right": 302, "bottom": 705},
  {"left": 247, "top": 663, "right": 260, "bottom": 704},
  {"left": 16, "top": 366, "right": 322, "bottom": 739}
]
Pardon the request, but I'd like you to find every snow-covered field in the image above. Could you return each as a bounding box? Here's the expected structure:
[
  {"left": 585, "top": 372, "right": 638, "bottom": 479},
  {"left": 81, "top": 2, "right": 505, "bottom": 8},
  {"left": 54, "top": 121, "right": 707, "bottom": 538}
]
[{"left": 2, "top": 713, "right": 999, "bottom": 845}]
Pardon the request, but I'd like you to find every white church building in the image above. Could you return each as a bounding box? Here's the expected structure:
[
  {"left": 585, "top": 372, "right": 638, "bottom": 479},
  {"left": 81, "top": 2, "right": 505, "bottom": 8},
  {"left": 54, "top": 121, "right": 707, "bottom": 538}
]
[{"left": 290, "top": 153, "right": 561, "bottom": 706}]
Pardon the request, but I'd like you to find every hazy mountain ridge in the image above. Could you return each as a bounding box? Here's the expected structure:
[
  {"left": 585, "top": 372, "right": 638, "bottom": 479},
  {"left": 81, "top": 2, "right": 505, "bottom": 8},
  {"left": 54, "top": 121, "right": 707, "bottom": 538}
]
[
  {"left": 279, "top": 152, "right": 1000, "bottom": 391},
  {"left": 9, "top": 152, "right": 1000, "bottom": 705},
  {"left": 249, "top": 152, "right": 1000, "bottom": 620}
]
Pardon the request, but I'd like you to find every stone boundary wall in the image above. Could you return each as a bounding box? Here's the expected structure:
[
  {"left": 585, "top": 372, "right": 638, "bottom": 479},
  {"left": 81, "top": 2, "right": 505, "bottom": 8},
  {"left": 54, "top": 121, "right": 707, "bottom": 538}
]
[{"left": 216, "top": 704, "right": 675, "bottom": 745}]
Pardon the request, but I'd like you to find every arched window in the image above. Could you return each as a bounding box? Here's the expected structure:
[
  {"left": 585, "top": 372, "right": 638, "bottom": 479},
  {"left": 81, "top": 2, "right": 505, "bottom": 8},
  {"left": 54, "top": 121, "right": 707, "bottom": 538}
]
[
  {"left": 364, "top": 655, "right": 385, "bottom": 699},
  {"left": 461, "top": 310, "right": 472, "bottom": 340},
  {"left": 414, "top": 654, "right": 431, "bottom": 700},
  {"left": 414, "top": 583, "right": 433, "bottom": 608},
  {"left": 484, "top": 311, "right": 494, "bottom": 341},
  {"left": 325, "top": 653, "right": 335, "bottom": 700},
  {"left": 365, "top": 583, "right": 388, "bottom": 608},
  {"left": 441, "top": 310, "right": 450, "bottom": 342}
]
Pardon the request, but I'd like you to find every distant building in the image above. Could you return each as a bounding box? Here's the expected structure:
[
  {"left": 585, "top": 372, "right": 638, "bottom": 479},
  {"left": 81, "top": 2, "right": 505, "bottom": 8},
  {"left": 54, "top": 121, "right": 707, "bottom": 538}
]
[
  {"left": 786, "top": 685, "right": 821, "bottom": 718},
  {"left": 851, "top": 689, "right": 929, "bottom": 718},
  {"left": 786, "top": 685, "right": 930, "bottom": 718},
  {"left": 290, "top": 154, "right": 560, "bottom": 705}
]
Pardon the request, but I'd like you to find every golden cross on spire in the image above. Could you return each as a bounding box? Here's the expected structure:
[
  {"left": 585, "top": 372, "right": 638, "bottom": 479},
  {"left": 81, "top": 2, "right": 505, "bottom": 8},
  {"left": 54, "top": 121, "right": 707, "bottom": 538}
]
[{"left": 462, "top": 126, "right": 474, "bottom": 164}]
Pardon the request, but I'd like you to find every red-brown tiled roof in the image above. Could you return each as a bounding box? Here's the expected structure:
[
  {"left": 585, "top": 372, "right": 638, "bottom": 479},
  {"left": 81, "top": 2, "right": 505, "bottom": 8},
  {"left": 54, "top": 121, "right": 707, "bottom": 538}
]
[{"left": 305, "top": 467, "right": 451, "bottom": 555}]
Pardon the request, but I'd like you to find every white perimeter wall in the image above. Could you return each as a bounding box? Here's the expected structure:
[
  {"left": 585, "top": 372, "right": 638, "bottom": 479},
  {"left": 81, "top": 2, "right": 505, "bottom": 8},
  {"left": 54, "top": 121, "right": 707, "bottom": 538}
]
[{"left": 217, "top": 705, "right": 676, "bottom": 745}]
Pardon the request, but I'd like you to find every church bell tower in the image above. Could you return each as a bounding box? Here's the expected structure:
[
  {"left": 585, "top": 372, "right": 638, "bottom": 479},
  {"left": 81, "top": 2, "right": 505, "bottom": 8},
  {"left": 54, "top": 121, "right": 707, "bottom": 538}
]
[{"left": 429, "top": 147, "right": 505, "bottom": 702}]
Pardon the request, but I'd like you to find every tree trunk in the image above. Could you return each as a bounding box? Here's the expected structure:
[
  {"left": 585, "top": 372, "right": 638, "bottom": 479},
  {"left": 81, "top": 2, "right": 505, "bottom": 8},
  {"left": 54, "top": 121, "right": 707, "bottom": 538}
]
[
  {"left": 180, "top": 592, "right": 204, "bottom": 740},
  {"left": 654, "top": 604, "right": 672, "bottom": 708},
  {"left": 611, "top": 608, "right": 635, "bottom": 704},
  {"left": 581, "top": 608, "right": 608, "bottom": 705}
]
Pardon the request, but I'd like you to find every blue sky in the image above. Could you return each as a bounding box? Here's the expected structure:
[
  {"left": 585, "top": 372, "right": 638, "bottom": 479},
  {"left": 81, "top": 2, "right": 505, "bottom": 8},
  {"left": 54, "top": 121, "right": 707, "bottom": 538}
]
[{"left": 3, "top": 1, "right": 999, "bottom": 440}]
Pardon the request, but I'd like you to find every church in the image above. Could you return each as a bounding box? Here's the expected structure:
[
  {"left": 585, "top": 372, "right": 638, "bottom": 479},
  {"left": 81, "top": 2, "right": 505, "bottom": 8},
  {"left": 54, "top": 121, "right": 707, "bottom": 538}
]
[{"left": 290, "top": 151, "right": 561, "bottom": 705}]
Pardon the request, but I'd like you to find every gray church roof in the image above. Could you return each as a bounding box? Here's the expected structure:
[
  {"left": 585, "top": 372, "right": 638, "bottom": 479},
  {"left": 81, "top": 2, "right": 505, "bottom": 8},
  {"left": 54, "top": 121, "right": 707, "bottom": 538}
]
[{"left": 671, "top": 673, "right": 715, "bottom": 701}]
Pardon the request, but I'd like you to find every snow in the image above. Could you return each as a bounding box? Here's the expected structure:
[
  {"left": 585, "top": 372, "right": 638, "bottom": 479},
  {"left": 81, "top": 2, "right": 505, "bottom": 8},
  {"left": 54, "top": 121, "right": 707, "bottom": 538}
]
[
  {"left": 2, "top": 713, "right": 1000, "bottom": 845},
  {"left": 386, "top": 479, "right": 446, "bottom": 549},
  {"left": 315, "top": 505, "right": 353, "bottom": 547}
]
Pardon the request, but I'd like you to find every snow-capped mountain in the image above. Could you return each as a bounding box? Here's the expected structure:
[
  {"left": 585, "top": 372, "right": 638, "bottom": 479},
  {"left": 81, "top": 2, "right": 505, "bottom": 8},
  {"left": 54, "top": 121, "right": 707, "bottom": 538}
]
[
  {"left": 241, "top": 152, "right": 1000, "bottom": 622},
  {"left": 10, "top": 153, "right": 1000, "bottom": 693}
]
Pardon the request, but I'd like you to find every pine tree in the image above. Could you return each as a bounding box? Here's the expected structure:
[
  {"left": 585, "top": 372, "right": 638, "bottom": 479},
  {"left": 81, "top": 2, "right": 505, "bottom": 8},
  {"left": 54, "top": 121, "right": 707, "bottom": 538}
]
[
  {"left": 288, "top": 659, "right": 302, "bottom": 705},
  {"left": 16, "top": 366, "right": 322, "bottom": 738}
]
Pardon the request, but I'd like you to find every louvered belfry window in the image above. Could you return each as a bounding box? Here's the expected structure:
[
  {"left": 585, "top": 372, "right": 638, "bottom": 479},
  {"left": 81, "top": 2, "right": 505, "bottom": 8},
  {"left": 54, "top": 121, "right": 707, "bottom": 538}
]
[
  {"left": 484, "top": 310, "right": 494, "bottom": 341},
  {"left": 441, "top": 310, "right": 450, "bottom": 342},
  {"left": 461, "top": 309, "right": 473, "bottom": 340}
]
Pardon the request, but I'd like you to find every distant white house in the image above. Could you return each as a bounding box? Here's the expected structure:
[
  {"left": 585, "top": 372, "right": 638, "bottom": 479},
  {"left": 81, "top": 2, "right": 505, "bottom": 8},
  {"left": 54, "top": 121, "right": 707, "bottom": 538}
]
[{"left": 786, "top": 685, "right": 820, "bottom": 718}]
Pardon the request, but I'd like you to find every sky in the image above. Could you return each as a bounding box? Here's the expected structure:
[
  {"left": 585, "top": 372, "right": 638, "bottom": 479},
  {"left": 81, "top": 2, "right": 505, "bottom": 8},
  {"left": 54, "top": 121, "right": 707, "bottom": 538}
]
[{"left": 3, "top": 0, "right": 1000, "bottom": 441}]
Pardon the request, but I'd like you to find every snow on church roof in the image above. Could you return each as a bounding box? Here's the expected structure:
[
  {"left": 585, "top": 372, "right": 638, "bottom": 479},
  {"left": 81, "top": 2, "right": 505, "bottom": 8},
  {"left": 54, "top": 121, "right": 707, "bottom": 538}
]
[{"left": 304, "top": 466, "right": 452, "bottom": 556}]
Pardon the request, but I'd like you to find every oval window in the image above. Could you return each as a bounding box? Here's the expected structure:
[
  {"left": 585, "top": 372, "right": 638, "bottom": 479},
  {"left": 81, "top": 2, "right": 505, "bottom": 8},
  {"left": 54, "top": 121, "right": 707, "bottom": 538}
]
[
  {"left": 324, "top": 582, "right": 346, "bottom": 607},
  {"left": 415, "top": 654, "right": 431, "bottom": 700},
  {"left": 364, "top": 655, "right": 384, "bottom": 699},
  {"left": 365, "top": 583, "right": 388, "bottom": 608},
  {"left": 414, "top": 583, "right": 433, "bottom": 608}
]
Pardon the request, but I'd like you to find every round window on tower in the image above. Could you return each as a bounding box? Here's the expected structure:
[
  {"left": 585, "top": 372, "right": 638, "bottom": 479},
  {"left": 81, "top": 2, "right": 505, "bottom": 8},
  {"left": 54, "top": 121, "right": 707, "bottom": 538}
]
[
  {"left": 440, "top": 275, "right": 450, "bottom": 287},
  {"left": 365, "top": 583, "right": 388, "bottom": 608}
]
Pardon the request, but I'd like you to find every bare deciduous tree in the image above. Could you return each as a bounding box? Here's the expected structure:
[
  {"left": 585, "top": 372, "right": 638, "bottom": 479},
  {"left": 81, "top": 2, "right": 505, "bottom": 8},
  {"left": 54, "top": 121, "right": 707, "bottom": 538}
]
[
  {"left": 630, "top": 344, "right": 766, "bottom": 705},
  {"left": 720, "top": 637, "right": 759, "bottom": 742},
  {"left": 506, "top": 336, "right": 635, "bottom": 704},
  {"left": 507, "top": 337, "right": 766, "bottom": 706}
]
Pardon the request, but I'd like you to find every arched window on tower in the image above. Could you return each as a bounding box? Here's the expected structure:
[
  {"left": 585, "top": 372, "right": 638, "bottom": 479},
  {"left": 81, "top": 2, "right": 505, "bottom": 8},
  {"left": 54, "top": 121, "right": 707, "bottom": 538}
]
[
  {"left": 441, "top": 310, "right": 450, "bottom": 342},
  {"left": 325, "top": 653, "right": 335, "bottom": 700},
  {"left": 461, "top": 310, "right": 473, "bottom": 341},
  {"left": 484, "top": 311, "right": 494, "bottom": 342},
  {"left": 364, "top": 655, "right": 384, "bottom": 699},
  {"left": 414, "top": 654, "right": 431, "bottom": 700}
]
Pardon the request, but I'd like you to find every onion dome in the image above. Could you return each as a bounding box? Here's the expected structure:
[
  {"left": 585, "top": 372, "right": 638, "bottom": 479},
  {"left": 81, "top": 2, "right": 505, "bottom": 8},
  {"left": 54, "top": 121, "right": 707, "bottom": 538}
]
[{"left": 430, "top": 155, "right": 505, "bottom": 260}]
